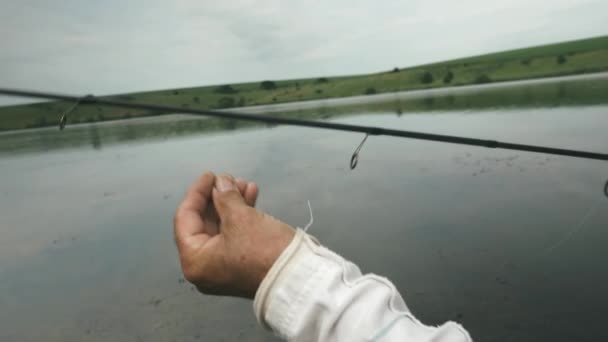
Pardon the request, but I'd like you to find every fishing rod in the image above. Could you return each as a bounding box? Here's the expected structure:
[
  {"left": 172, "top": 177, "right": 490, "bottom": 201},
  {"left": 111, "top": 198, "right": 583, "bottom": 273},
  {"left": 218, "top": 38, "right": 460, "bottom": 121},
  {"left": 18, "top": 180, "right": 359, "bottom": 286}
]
[{"left": 0, "top": 87, "right": 607, "bottom": 196}]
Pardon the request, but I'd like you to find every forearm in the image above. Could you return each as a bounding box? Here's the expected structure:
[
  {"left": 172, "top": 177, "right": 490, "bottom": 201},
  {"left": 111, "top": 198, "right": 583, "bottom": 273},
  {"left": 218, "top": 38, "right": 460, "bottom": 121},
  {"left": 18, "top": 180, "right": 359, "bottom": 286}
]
[{"left": 254, "top": 229, "right": 471, "bottom": 341}]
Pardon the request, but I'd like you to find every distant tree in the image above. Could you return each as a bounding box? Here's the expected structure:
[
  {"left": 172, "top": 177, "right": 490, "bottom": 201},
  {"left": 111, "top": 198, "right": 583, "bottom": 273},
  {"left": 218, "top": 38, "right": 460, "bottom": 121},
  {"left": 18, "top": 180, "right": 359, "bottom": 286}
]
[
  {"left": 295, "top": 82, "right": 300, "bottom": 90},
  {"left": 214, "top": 85, "right": 238, "bottom": 94},
  {"left": 521, "top": 58, "right": 532, "bottom": 65},
  {"left": 443, "top": 71, "right": 454, "bottom": 84},
  {"left": 420, "top": 71, "right": 434, "bottom": 84},
  {"left": 392, "top": 67, "right": 400, "bottom": 73},
  {"left": 474, "top": 74, "right": 492, "bottom": 84},
  {"left": 364, "top": 87, "right": 377, "bottom": 95},
  {"left": 260, "top": 80, "right": 277, "bottom": 90},
  {"left": 172, "top": 90, "right": 179, "bottom": 95},
  {"left": 315, "top": 89, "right": 323, "bottom": 94},
  {"left": 557, "top": 55, "right": 567, "bottom": 64},
  {"left": 316, "top": 77, "right": 329, "bottom": 83},
  {"left": 193, "top": 96, "right": 200, "bottom": 103},
  {"left": 217, "top": 97, "right": 235, "bottom": 108}
]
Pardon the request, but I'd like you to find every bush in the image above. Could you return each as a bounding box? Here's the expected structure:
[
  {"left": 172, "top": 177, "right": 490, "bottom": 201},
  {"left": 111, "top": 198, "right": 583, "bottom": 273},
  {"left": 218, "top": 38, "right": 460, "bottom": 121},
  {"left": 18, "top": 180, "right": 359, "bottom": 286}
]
[
  {"left": 474, "top": 74, "right": 492, "bottom": 84},
  {"left": 217, "top": 97, "right": 235, "bottom": 108},
  {"left": 557, "top": 55, "right": 567, "bottom": 64},
  {"left": 316, "top": 77, "right": 329, "bottom": 83},
  {"left": 295, "top": 82, "right": 300, "bottom": 90},
  {"left": 215, "top": 85, "right": 237, "bottom": 94},
  {"left": 260, "top": 80, "right": 277, "bottom": 90},
  {"left": 172, "top": 90, "right": 179, "bottom": 95},
  {"left": 420, "top": 71, "right": 433, "bottom": 84},
  {"left": 315, "top": 89, "right": 323, "bottom": 94},
  {"left": 237, "top": 97, "right": 245, "bottom": 106},
  {"left": 521, "top": 58, "right": 532, "bottom": 65},
  {"left": 443, "top": 71, "right": 454, "bottom": 84},
  {"left": 364, "top": 87, "right": 377, "bottom": 95}
]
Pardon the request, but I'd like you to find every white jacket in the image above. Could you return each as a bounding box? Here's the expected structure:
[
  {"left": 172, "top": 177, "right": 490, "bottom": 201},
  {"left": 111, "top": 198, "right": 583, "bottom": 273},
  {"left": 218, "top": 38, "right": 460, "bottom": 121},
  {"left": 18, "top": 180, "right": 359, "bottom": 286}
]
[{"left": 254, "top": 229, "right": 472, "bottom": 342}]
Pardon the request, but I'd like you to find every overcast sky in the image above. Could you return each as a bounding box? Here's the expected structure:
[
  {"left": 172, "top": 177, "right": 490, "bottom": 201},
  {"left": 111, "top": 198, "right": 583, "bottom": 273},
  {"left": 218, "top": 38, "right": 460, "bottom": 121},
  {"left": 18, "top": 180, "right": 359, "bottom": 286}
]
[{"left": 1, "top": 0, "right": 606, "bottom": 105}]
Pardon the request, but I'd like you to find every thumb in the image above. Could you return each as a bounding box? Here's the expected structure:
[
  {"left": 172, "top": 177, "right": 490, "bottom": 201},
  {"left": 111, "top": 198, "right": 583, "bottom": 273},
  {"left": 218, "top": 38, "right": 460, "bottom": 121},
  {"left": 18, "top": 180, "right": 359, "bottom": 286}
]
[{"left": 213, "top": 174, "right": 247, "bottom": 223}]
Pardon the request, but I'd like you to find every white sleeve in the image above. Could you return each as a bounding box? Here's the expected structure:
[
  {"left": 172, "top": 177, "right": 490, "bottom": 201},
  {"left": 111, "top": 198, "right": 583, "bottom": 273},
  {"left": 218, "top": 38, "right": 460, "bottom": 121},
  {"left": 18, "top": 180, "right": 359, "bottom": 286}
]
[{"left": 254, "top": 229, "right": 472, "bottom": 342}]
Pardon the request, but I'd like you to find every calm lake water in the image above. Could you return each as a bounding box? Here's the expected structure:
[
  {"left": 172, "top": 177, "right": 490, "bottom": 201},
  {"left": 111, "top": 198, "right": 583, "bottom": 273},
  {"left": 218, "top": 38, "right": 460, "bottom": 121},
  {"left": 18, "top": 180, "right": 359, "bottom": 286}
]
[{"left": 1, "top": 74, "right": 607, "bottom": 341}]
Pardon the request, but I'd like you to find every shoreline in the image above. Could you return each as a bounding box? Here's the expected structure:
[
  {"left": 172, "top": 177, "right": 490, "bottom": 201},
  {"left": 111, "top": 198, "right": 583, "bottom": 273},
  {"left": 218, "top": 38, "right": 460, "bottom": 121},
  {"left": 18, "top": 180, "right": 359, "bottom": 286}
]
[{"left": 1, "top": 71, "right": 607, "bottom": 134}]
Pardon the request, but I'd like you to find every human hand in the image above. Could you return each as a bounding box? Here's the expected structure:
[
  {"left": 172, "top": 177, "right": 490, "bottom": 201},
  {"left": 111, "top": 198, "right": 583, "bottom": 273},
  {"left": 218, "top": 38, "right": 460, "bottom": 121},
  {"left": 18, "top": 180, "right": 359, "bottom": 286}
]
[{"left": 174, "top": 172, "right": 296, "bottom": 298}]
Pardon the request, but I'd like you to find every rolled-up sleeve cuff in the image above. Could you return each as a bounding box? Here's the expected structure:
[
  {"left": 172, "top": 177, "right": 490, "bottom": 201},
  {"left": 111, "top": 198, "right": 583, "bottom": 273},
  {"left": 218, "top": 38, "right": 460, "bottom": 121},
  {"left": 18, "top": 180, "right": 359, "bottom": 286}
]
[
  {"left": 253, "top": 229, "right": 323, "bottom": 337},
  {"left": 253, "top": 229, "right": 472, "bottom": 342}
]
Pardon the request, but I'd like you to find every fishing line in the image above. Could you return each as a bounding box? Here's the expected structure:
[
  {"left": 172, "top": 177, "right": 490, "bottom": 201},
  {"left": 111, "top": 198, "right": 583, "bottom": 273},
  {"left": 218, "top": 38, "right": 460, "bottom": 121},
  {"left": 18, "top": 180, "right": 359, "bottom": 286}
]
[
  {"left": 538, "top": 198, "right": 602, "bottom": 258},
  {"left": 0, "top": 87, "right": 607, "bottom": 195},
  {"left": 488, "top": 195, "right": 604, "bottom": 293},
  {"left": 303, "top": 200, "right": 314, "bottom": 232}
]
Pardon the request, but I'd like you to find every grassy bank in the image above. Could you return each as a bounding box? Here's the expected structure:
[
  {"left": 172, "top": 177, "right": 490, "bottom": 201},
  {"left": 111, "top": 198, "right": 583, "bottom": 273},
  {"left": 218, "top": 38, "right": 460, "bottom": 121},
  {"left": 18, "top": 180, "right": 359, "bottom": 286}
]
[
  {"left": 1, "top": 35, "right": 607, "bottom": 131},
  {"left": 2, "top": 75, "right": 608, "bottom": 156}
]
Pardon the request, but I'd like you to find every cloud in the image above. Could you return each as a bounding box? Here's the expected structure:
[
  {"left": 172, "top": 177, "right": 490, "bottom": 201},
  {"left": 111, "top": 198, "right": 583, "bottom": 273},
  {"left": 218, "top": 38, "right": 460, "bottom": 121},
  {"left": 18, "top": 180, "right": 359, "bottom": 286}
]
[{"left": 0, "top": 0, "right": 606, "bottom": 105}]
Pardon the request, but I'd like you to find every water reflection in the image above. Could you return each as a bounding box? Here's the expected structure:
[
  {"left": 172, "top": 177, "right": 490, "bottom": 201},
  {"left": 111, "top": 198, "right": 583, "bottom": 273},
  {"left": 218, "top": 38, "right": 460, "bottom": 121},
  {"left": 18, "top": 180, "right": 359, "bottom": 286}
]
[
  {"left": 0, "top": 75, "right": 607, "bottom": 342},
  {"left": 89, "top": 125, "right": 101, "bottom": 150},
  {"left": 1, "top": 74, "right": 607, "bottom": 156}
]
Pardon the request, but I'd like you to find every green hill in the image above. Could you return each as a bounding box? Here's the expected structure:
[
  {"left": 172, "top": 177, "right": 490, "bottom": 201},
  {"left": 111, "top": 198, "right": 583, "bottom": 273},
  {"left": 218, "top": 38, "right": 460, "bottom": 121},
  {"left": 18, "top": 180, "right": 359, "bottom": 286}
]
[
  {"left": 433, "top": 35, "right": 608, "bottom": 65},
  {"left": 1, "top": 35, "right": 607, "bottom": 131}
]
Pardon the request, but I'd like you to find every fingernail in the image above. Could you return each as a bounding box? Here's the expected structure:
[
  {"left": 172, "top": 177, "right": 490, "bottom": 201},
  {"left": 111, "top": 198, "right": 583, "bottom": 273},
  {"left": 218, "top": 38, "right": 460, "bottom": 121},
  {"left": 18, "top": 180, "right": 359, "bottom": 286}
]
[{"left": 217, "top": 175, "right": 235, "bottom": 192}]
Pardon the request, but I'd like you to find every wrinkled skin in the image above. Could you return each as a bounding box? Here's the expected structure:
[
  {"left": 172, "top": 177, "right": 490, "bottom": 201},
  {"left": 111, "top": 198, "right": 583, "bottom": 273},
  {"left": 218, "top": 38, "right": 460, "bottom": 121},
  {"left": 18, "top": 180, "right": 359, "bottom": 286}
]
[{"left": 174, "top": 172, "right": 296, "bottom": 298}]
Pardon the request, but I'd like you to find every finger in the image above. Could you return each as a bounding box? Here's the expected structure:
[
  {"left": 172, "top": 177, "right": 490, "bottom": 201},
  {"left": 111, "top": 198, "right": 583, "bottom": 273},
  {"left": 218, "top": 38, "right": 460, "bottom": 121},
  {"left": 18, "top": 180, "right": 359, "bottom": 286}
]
[
  {"left": 236, "top": 178, "right": 248, "bottom": 196},
  {"left": 237, "top": 178, "right": 258, "bottom": 207},
  {"left": 174, "top": 172, "right": 215, "bottom": 250},
  {"left": 212, "top": 174, "right": 247, "bottom": 222},
  {"left": 244, "top": 182, "right": 259, "bottom": 207}
]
